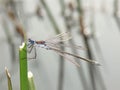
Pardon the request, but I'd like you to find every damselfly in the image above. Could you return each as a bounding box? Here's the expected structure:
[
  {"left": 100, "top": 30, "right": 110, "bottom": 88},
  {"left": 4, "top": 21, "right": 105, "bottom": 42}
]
[{"left": 27, "top": 32, "right": 100, "bottom": 67}]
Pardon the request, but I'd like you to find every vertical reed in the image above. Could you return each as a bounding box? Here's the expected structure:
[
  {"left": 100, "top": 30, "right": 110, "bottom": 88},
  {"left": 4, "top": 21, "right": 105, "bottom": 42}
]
[
  {"left": 59, "top": 0, "right": 89, "bottom": 90},
  {"left": 77, "top": 0, "right": 96, "bottom": 90},
  {"left": 40, "top": 1, "right": 65, "bottom": 90},
  {"left": 19, "top": 42, "right": 28, "bottom": 90}
]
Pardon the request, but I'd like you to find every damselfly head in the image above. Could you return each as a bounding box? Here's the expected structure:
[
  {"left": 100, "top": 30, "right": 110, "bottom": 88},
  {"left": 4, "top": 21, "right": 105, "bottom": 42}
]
[{"left": 28, "top": 38, "right": 35, "bottom": 44}]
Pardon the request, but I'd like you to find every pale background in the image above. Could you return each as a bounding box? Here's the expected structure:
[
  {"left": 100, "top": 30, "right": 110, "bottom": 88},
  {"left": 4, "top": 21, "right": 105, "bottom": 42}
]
[{"left": 0, "top": 0, "right": 120, "bottom": 90}]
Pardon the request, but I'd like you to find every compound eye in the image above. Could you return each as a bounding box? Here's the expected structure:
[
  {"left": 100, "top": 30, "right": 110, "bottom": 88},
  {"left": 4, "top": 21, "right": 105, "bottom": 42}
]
[{"left": 28, "top": 38, "right": 30, "bottom": 42}]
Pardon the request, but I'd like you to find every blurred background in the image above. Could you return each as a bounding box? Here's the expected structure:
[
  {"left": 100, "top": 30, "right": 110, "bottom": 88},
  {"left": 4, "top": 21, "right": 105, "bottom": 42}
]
[{"left": 0, "top": 0, "right": 120, "bottom": 90}]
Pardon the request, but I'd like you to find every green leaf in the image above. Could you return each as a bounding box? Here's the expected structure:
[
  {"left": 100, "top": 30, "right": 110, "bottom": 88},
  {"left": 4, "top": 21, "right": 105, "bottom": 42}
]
[
  {"left": 19, "top": 42, "right": 29, "bottom": 90},
  {"left": 28, "top": 71, "right": 36, "bottom": 90}
]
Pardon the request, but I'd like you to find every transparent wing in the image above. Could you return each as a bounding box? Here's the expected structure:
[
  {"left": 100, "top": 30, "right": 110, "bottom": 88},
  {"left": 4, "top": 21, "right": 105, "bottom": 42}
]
[
  {"left": 59, "top": 43, "right": 86, "bottom": 50},
  {"left": 49, "top": 47, "right": 100, "bottom": 65},
  {"left": 53, "top": 48, "right": 80, "bottom": 67},
  {"left": 45, "top": 32, "right": 72, "bottom": 44},
  {"left": 45, "top": 32, "right": 86, "bottom": 50},
  {"left": 46, "top": 42, "right": 86, "bottom": 50}
]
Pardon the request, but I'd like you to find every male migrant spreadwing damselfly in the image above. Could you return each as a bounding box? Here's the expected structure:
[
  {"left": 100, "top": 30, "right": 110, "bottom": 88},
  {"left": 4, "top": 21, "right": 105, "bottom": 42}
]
[{"left": 27, "top": 32, "right": 100, "bottom": 67}]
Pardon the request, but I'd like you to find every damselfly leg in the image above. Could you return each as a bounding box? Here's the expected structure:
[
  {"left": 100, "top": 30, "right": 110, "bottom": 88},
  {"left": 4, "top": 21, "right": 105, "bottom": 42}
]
[{"left": 27, "top": 43, "right": 37, "bottom": 59}]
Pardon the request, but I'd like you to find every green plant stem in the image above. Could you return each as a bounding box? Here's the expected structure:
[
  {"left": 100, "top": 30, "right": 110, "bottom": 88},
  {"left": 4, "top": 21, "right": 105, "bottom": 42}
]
[
  {"left": 40, "top": 0, "right": 60, "bottom": 34},
  {"left": 19, "top": 42, "right": 28, "bottom": 90},
  {"left": 28, "top": 71, "right": 36, "bottom": 90},
  {"left": 114, "top": 0, "right": 118, "bottom": 16},
  {"left": 59, "top": 0, "right": 65, "bottom": 16},
  {"left": 113, "top": 0, "right": 120, "bottom": 30}
]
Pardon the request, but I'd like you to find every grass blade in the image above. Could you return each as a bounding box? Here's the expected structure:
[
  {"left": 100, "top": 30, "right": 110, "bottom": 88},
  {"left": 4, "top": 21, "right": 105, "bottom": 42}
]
[
  {"left": 28, "top": 71, "right": 36, "bottom": 90},
  {"left": 19, "top": 42, "right": 28, "bottom": 90},
  {"left": 5, "top": 67, "right": 13, "bottom": 90}
]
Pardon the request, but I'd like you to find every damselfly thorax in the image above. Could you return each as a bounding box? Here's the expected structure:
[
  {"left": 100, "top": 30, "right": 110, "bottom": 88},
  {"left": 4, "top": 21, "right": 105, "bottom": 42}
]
[{"left": 28, "top": 39, "right": 50, "bottom": 49}]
